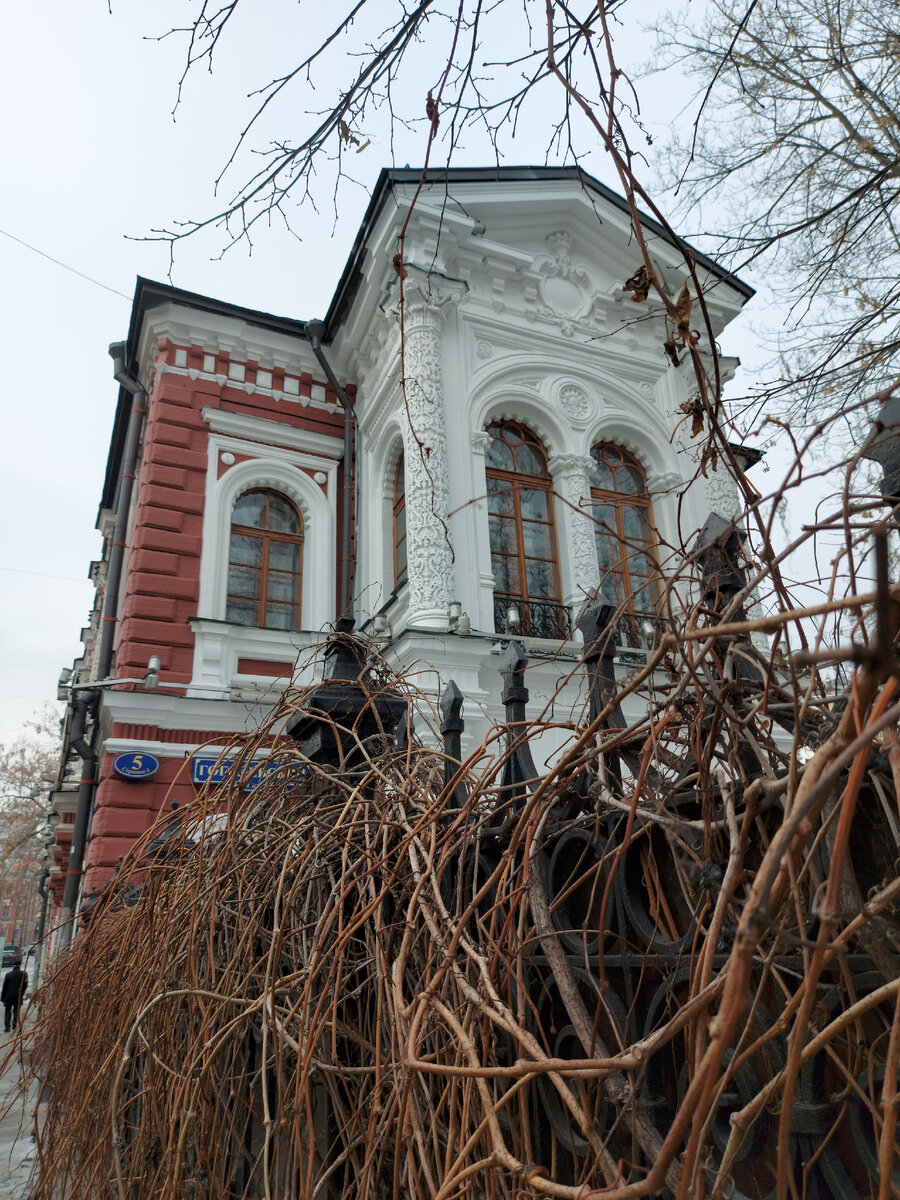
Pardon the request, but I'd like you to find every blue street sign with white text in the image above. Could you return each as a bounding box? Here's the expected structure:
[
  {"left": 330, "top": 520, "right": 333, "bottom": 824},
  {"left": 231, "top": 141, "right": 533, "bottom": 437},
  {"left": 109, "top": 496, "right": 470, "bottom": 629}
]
[
  {"left": 112, "top": 752, "right": 161, "bottom": 780},
  {"left": 191, "top": 755, "right": 306, "bottom": 792}
]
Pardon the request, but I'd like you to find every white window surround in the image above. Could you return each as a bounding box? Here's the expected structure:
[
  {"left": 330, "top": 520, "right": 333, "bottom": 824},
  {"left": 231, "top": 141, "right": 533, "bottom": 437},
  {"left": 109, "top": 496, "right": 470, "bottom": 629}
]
[{"left": 191, "top": 412, "right": 341, "bottom": 692}]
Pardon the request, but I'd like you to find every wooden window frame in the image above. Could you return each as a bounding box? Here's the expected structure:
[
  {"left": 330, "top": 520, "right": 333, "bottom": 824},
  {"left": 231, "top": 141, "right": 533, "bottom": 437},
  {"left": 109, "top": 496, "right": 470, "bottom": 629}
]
[
  {"left": 392, "top": 457, "right": 407, "bottom": 591},
  {"left": 590, "top": 444, "right": 660, "bottom": 646},
  {"left": 486, "top": 421, "right": 568, "bottom": 638},
  {"left": 226, "top": 489, "right": 304, "bottom": 631}
]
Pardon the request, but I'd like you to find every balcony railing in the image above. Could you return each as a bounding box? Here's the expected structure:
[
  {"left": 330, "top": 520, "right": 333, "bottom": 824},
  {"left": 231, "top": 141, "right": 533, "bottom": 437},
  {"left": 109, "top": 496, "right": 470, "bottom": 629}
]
[
  {"left": 493, "top": 594, "right": 572, "bottom": 640},
  {"left": 613, "top": 611, "right": 666, "bottom": 652}
]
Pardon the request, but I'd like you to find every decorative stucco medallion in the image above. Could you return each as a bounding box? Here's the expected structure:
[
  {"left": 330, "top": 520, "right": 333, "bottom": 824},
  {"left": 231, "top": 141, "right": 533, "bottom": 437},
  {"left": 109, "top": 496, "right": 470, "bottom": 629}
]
[{"left": 559, "top": 384, "right": 593, "bottom": 423}]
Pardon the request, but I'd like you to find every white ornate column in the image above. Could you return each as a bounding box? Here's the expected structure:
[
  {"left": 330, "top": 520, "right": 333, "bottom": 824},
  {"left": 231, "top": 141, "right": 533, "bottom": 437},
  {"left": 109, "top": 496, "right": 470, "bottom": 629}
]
[
  {"left": 548, "top": 454, "right": 602, "bottom": 619},
  {"left": 401, "top": 277, "right": 459, "bottom": 629},
  {"left": 469, "top": 430, "right": 499, "bottom": 633}
]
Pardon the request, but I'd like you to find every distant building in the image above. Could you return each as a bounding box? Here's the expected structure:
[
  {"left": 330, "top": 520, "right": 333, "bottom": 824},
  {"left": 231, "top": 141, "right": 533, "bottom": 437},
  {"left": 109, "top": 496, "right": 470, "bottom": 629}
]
[{"left": 44, "top": 167, "right": 753, "bottom": 937}]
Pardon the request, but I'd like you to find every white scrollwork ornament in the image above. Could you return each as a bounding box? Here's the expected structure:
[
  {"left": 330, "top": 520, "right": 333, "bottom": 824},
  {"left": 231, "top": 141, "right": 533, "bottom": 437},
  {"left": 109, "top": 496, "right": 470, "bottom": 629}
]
[{"left": 402, "top": 300, "right": 456, "bottom": 618}]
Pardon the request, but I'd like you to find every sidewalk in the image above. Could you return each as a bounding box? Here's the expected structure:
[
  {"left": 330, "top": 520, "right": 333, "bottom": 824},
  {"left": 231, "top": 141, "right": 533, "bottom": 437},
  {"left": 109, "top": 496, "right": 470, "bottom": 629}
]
[{"left": 0, "top": 1028, "right": 38, "bottom": 1200}]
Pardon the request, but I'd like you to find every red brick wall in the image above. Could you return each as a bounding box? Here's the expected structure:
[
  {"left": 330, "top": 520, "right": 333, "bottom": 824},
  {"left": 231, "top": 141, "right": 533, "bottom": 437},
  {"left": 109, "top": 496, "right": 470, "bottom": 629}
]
[{"left": 114, "top": 338, "right": 349, "bottom": 684}]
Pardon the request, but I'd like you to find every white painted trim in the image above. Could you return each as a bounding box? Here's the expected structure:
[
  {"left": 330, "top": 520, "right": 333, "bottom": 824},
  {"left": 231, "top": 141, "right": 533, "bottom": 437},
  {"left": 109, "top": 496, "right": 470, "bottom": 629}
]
[
  {"left": 196, "top": 438, "right": 337, "bottom": 632},
  {"left": 103, "top": 739, "right": 278, "bottom": 759},
  {"left": 137, "top": 305, "right": 320, "bottom": 383},
  {"left": 100, "top": 689, "right": 289, "bottom": 733},
  {"left": 103, "top": 739, "right": 204, "bottom": 759},
  {"left": 202, "top": 406, "right": 344, "bottom": 456}
]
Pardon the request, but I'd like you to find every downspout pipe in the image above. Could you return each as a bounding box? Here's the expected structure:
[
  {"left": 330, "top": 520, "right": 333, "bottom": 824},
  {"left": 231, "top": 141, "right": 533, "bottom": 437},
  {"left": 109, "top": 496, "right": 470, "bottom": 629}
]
[
  {"left": 305, "top": 322, "right": 355, "bottom": 618},
  {"left": 33, "top": 868, "right": 49, "bottom": 984},
  {"left": 57, "top": 344, "right": 148, "bottom": 950},
  {"left": 57, "top": 691, "right": 98, "bottom": 951}
]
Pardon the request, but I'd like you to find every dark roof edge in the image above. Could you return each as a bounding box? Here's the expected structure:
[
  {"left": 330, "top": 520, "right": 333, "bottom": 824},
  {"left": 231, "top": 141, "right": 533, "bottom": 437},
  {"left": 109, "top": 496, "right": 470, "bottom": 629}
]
[
  {"left": 124, "top": 276, "right": 310, "bottom": 362},
  {"left": 100, "top": 277, "right": 312, "bottom": 515},
  {"left": 324, "top": 165, "right": 755, "bottom": 334}
]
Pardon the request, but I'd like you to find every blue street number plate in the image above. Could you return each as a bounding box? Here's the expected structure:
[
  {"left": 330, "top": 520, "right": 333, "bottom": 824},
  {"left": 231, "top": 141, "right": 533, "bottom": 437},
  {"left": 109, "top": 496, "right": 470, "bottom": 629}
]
[{"left": 112, "top": 752, "right": 161, "bottom": 780}]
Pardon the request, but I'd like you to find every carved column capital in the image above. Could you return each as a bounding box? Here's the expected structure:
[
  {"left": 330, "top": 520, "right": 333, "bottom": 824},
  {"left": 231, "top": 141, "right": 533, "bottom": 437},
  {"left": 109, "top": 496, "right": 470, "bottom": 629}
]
[
  {"left": 401, "top": 271, "right": 466, "bottom": 331},
  {"left": 645, "top": 470, "right": 682, "bottom": 493},
  {"left": 548, "top": 453, "right": 596, "bottom": 479}
]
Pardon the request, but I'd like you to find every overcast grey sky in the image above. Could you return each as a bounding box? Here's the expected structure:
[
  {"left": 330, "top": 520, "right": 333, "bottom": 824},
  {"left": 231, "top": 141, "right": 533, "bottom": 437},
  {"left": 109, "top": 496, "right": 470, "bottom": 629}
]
[{"left": 0, "top": 1, "right": 773, "bottom": 743}]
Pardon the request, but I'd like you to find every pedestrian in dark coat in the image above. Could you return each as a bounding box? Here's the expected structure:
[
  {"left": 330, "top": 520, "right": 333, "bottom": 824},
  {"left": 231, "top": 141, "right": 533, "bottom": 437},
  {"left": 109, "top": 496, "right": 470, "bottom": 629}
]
[{"left": 2, "top": 962, "right": 27, "bottom": 1032}]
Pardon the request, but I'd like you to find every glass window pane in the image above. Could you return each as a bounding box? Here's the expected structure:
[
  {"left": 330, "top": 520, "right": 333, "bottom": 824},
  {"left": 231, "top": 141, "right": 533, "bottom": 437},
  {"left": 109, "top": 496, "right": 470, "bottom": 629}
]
[
  {"left": 599, "top": 565, "right": 626, "bottom": 605},
  {"left": 266, "top": 495, "right": 301, "bottom": 534},
  {"left": 492, "top": 555, "right": 520, "bottom": 593},
  {"left": 590, "top": 461, "right": 615, "bottom": 491},
  {"left": 519, "top": 487, "right": 550, "bottom": 522},
  {"left": 633, "top": 583, "right": 656, "bottom": 613},
  {"left": 267, "top": 572, "right": 298, "bottom": 603},
  {"left": 269, "top": 541, "right": 300, "bottom": 572},
  {"left": 226, "top": 599, "right": 256, "bottom": 626},
  {"left": 515, "top": 445, "right": 544, "bottom": 477},
  {"left": 488, "top": 514, "right": 515, "bottom": 553},
  {"left": 526, "top": 561, "right": 558, "bottom": 600},
  {"left": 227, "top": 565, "right": 259, "bottom": 598},
  {"left": 521, "top": 520, "right": 552, "bottom": 558},
  {"left": 229, "top": 533, "right": 263, "bottom": 566},
  {"left": 233, "top": 493, "right": 266, "bottom": 528},
  {"left": 486, "top": 437, "right": 514, "bottom": 471},
  {"left": 622, "top": 505, "right": 650, "bottom": 543},
  {"left": 395, "top": 505, "right": 406, "bottom": 540},
  {"left": 616, "top": 465, "right": 644, "bottom": 495},
  {"left": 487, "top": 485, "right": 515, "bottom": 517},
  {"left": 595, "top": 525, "right": 622, "bottom": 572},
  {"left": 396, "top": 538, "right": 407, "bottom": 583},
  {"left": 395, "top": 461, "right": 405, "bottom": 501},
  {"left": 265, "top": 604, "right": 295, "bottom": 631}
]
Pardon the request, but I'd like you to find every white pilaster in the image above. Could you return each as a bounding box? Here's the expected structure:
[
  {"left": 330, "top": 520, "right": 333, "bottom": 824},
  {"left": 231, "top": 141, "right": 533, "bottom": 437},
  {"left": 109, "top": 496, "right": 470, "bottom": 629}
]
[
  {"left": 401, "top": 277, "right": 461, "bottom": 629},
  {"left": 548, "top": 453, "right": 601, "bottom": 616}
]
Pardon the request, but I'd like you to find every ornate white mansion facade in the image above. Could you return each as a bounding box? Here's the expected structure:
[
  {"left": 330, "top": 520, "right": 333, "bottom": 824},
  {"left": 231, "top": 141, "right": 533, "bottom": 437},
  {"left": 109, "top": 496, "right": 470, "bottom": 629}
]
[{"left": 48, "top": 166, "right": 753, "bottom": 913}]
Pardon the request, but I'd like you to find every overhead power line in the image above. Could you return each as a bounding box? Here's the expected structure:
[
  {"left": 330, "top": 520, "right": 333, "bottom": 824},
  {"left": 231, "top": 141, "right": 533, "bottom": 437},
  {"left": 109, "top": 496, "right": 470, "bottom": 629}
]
[{"left": 0, "top": 228, "right": 132, "bottom": 301}]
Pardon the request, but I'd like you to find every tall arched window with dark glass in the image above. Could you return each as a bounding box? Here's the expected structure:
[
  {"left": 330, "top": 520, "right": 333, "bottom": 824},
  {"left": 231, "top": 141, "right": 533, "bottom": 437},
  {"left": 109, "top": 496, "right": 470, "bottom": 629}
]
[
  {"left": 485, "top": 421, "right": 568, "bottom": 639},
  {"left": 393, "top": 457, "right": 407, "bottom": 590},
  {"left": 226, "top": 489, "right": 304, "bottom": 630},
  {"left": 590, "top": 444, "right": 659, "bottom": 647}
]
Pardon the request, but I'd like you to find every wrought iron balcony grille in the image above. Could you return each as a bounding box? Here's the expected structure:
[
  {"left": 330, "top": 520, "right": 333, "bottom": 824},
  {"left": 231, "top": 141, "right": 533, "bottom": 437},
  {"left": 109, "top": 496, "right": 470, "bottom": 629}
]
[
  {"left": 614, "top": 610, "right": 667, "bottom": 652},
  {"left": 493, "top": 593, "right": 571, "bottom": 640}
]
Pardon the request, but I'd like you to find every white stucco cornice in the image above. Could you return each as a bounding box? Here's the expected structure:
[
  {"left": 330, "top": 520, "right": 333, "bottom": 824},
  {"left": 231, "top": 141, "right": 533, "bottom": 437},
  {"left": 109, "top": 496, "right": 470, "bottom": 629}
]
[
  {"left": 201, "top": 407, "right": 344, "bottom": 458},
  {"left": 137, "top": 303, "right": 320, "bottom": 382}
]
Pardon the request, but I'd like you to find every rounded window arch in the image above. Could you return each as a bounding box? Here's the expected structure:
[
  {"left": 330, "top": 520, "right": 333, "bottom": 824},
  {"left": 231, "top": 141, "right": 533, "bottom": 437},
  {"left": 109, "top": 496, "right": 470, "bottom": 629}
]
[
  {"left": 590, "top": 443, "right": 659, "bottom": 645},
  {"left": 485, "top": 421, "right": 567, "bottom": 638},
  {"left": 226, "top": 488, "right": 304, "bottom": 630}
]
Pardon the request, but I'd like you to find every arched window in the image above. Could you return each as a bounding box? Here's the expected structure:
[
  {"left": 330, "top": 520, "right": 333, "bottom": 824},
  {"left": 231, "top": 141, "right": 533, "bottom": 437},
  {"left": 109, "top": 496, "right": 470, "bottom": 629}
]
[
  {"left": 590, "top": 444, "right": 659, "bottom": 646},
  {"left": 393, "top": 457, "right": 407, "bottom": 590},
  {"left": 226, "top": 489, "right": 304, "bottom": 630},
  {"left": 485, "top": 421, "right": 568, "bottom": 639}
]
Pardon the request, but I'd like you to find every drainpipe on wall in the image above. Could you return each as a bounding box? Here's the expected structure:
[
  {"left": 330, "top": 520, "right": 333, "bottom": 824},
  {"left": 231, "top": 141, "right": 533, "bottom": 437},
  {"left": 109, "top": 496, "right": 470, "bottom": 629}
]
[
  {"left": 305, "top": 322, "right": 356, "bottom": 617},
  {"left": 56, "top": 343, "right": 148, "bottom": 950},
  {"left": 33, "top": 869, "right": 49, "bottom": 984}
]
